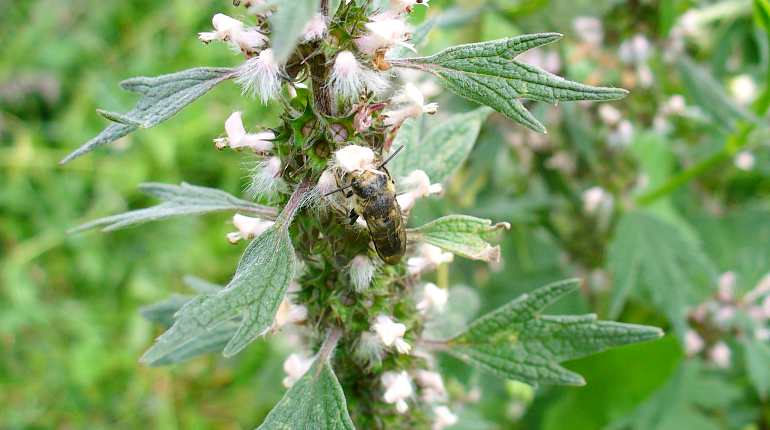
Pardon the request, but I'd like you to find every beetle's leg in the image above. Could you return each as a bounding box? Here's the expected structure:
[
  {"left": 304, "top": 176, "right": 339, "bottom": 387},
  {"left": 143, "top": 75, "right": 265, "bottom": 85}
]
[
  {"left": 348, "top": 209, "right": 359, "bottom": 225},
  {"left": 345, "top": 190, "right": 354, "bottom": 198}
]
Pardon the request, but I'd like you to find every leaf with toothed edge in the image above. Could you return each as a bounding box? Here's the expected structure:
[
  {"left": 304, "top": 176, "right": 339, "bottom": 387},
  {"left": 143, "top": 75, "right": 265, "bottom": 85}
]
[
  {"left": 442, "top": 279, "right": 664, "bottom": 386},
  {"left": 61, "top": 67, "right": 235, "bottom": 163},
  {"left": 256, "top": 358, "right": 355, "bottom": 430},
  {"left": 140, "top": 182, "right": 311, "bottom": 363},
  {"left": 391, "top": 33, "right": 628, "bottom": 133},
  {"left": 70, "top": 182, "right": 277, "bottom": 233},
  {"left": 140, "top": 224, "right": 296, "bottom": 363},
  {"left": 409, "top": 215, "right": 510, "bottom": 262}
]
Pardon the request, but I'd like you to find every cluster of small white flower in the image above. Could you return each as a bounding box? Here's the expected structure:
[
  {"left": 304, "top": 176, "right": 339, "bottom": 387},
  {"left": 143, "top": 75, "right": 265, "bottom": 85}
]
[
  {"left": 380, "top": 368, "right": 457, "bottom": 429},
  {"left": 685, "top": 272, "right": 770, "bottom": 368}
]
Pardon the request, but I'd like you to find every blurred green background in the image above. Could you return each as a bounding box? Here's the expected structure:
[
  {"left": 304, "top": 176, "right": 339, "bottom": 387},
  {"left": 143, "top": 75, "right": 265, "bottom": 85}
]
[{"left": 2, "top": 0, "right": 769, "bottom": 429}]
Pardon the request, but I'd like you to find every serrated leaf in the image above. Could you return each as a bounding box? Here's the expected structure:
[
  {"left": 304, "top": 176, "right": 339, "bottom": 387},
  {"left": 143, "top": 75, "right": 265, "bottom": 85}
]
[
  {"left": 409, "top": 215, "right": 510, "bottom": 262},
  {"left": 607, "top": 212, "right": 716, "bottom": 335},
  {"left": 392, "top": 34, "right": 627, "bottom": 133},
  {"left": 257, "top": 359, "right": 355, "bottom": 430},
  {"left": 388, "top": 107, "right": 492, "bottom": 182},
  {"left": 62, "top": 67, "right": 234, "bottom": 163},
  {"left": 139, "top": 280, "right": 239, "bottom": 366},
  {"left": 140, "top": 224, "right": 296, "bottom": 362},
  {"left": 72, "top": 182, "right": 277, "bottom": 233},
  {"left": 443, "top": 279, "right": 663, "bottom": 386},
  {"left": 607, "top": 360, "right": 741, "bottom": 430},
  {"left": 269, "top": 0, "right": 320, "bottom": 63}
]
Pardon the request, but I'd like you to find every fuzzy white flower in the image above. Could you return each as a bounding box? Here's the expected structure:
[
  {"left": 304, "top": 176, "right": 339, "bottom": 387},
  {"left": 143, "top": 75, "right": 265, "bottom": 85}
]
[
  {"left": 226, "top": 214, "right": 275, "bottom": 244},
  {"left": 417, "top": 283, "right": 448, "bottom": 314},
  {"left": 236, "top": 48, "right": 281, "bottom": 104},
  {"left": 582, "top": 186, "right": 613, "bottom": 215},
  {"left": 215, "top": 112, "right": 275, "bottom": 152},
  {"left": 355, "top": 15, "right": 412, "bottom": 57},
  {"left": 717, "top": 271, "right": 736, "bottom": 302},
  {"left": 708, "top": 341, "right": 731, "bottom": 368},
  {"left": 396, "top": 169, "right": 443, "bottom": 211},
  {"left": 384, "top": 83, "right": 438, "bottom": 127},
  {"left": 608, "top": 120, "right": 634, "bottom": 147},
  {"left": 661, "top": 95, "right": 687, "bottom": 116},
  {"left": 303, "top": 13, "right": 327, "bottom": 42},
  {"left": 382, "top": 371, "right": 413, "bottom": 413},
  {"left": 734, "top": 151, "right": 755, "bottom": 171},
  {"left": 329, "top": 51, "right": 389, "bottom": 104},
  {"left": 414, "top": 369, "right": 446, "bottom": 402},
  {"left": 247, "top": 156, "right": 282, "bottom": 197},
  {"left": 598, "top": 105, "right": 622, "bottom": 126},
  {"left": 350, "top": 255, "right": 376, "bottom": 292},
  {"left": 390, "top": 0, "right": 430, "bottom": 14},
  {"left": 408, "top": 244, "right": 454, "bottom": 275},
  {"left": 334, "top": 145, "right": 376, "bottom": 173},
  {"left": 372, "top": 315, "right": 411, "bottom": 354},
  {"left": 432, "top": 406, "right": 459, "bottom": 430},
  {"left": 282, "top": 353, "right": 314, "bottom": 388},
  {"left": 684, "top": 329, "right": 704, "bottom": 356},
  {"left": 198, "top": 13, "right": 268, "bottom": 55},
  {"left": 274, "top": 296, "right": 308, "bottom": 330},
  {"left": 618, "top": 34, "right": 652, "bottom": 65},
  {"left": 354, "top": 331, "right": 386, "bottom": 368},
  {"left": 729, "top": 74, "right": 757, "bottom": 105},
  {"left": 572, "top": 16, "right": 603, "bottom": 46},
  {"left": 316, "top": 169, "right": 338, "bottom": 196}
]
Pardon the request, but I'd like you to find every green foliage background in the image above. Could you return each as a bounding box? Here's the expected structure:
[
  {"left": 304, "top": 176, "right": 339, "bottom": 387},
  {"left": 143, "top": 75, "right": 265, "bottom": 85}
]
[{"left": 1, "top": 0, "right": 769, "bottom": 429}]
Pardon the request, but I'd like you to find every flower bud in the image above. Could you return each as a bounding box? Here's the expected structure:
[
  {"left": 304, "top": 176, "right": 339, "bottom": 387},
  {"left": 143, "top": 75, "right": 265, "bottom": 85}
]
[
  {"left": 236, "top": 48, "right": 281, "bottom": 104},
  {"left": 227, "top": 214, "right": 275, "bottom": 243},
  {"left": 372, "top": 315, "right": 411, "bottom": 354},
  {"left": 382, "top": 371, "right": 413, "bottom": 414},
  {"left": 215, "top": 112, "right": 274, "bottom": 152},
  {"left": 350, "top": 255, "right": 376, "bottom": 292},
  {"left": 417, "top": 283, "right": 448, "bottom": 314},
  {"left": 383, "top": 83, "right": 439, "bottom": 127},
  {"left": 282, "top": 353, "right": 313, "bottom": 388},
  {"left": 334, "top": 145, "right": 375, "bottom": 173}
]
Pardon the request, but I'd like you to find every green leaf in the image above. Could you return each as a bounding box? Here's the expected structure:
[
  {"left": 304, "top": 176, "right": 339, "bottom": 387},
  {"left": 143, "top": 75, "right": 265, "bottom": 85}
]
[
  {"left": 754, "top": 0, "right": 770, "bottom": 31},
  {"left": 392, "top": 34, "right": 627, "bottom": 133},
  {"left": 269, "top": 0, "right": 321, "bottom": 63},
  {"left": 409, "top": 215, "right": 510, "bottom": 262},
  {"left": 743, "top": 339, "right": 770, "bottom": 399},
  {"left": 257, "top": 359, "right": 355, "bottom": 430},
  {"left": 677, "top": 57, "right": 757, "bottom": 131},
  {"left": 140, "top": 224, "right": 297, "bottom": 362},
  {"left": 139, "top": 279, "right": 240, "bottom": 366},
  {"left": 61, "top": 67, "right": 234, "bottom": 163},
  {"left": 71, "top": 182, "right": 277, "bottom": 233},
  {"left": 607, "top": 212, "right": 716, "bottom": 335},
  {"left": 608, "top": 360, "right": 741, "bottom": 430},
  {"left": 443, "top": 279, "right": 663, "bottom": 386},
  {"left": 388, "top": 107, "right": 492, "bottom": 182}
]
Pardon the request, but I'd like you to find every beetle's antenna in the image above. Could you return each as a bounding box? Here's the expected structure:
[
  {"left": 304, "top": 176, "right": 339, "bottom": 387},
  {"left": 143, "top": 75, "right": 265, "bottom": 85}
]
[
  {"left": 324, "top": 184, "right": 353, "bottom": 196},
  {"left": 378, "top": 145, "right": 404, "bottom": 169}
]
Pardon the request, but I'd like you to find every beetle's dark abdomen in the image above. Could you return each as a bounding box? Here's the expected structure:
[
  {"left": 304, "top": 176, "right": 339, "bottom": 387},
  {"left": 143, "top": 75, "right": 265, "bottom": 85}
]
[{"left": 362, "top": 192, "right": 406, "bottom": 264}]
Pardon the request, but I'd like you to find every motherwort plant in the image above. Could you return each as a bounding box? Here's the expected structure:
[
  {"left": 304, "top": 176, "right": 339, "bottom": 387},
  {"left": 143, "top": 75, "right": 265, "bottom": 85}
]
[{"left": 65, "top": 1, "right": 663, "bottom": 428}]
